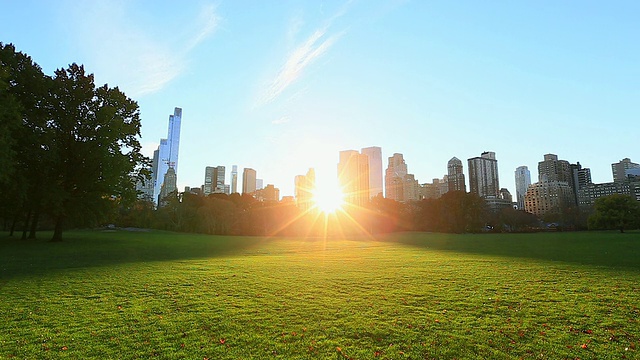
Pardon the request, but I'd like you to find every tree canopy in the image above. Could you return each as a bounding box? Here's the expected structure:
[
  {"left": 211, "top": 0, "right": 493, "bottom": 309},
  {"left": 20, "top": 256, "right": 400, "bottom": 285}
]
[
  {"left": 0, "top": 43, "right": 147, "bottom": 241},
  {"left": 588, "top": 194, "right": 640, "bottom": 233}
]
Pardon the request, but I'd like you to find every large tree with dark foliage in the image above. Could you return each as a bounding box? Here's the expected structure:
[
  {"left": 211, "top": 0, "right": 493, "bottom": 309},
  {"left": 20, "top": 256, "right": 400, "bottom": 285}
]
[
  {"left": 0, "top": 43, "right": 147, "bottom": 241},
  {"left": 588, "top": 194, "right": 640, "bottom": 233},
  {"left": 47, "top": 64, "right": 147, "bottom": 241},
  {"left": 0, "top": 43, "right": 51, "bottom": 238}
]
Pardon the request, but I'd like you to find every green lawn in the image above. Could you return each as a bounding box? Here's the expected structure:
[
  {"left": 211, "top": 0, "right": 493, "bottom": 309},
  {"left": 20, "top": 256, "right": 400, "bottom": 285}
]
[{"left": 1, "top": 230, "right": 639, "bottom": 359}]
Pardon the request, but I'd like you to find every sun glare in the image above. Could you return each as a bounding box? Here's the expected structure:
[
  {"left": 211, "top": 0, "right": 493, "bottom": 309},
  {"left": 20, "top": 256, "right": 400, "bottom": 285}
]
[{"left": 312, "top": 181, "right": 345, "bottom": 214}]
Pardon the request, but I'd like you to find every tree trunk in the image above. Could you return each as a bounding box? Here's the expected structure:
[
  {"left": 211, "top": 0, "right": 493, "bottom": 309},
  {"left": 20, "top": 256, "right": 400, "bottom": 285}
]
[
  {"left": 28, "top": 208, "right": 40, "bottom": 239},
  {"left": 9, "top": 214, "right": 19, "bottom": 236},
  {"left": 21, "top": 209, "right": 32, "bottom": 240},
  {"left": 50, "top": 217, "right": 64, "bottom": 242},
  {"left": 620, "top": 227, "right": 625, "bottom": 233}
]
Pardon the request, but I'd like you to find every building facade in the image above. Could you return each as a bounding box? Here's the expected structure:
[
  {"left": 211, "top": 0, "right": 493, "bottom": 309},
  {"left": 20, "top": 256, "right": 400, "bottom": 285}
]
[
  {"left": 467, "top": 151, "right": 500, "bottom": 199},
  {"left": 361, "top": 146, "right": 383, "bottom": 199},
  {"left": 242, "top": 168, "right": 257, "bottom": 195},
  {"left": 158, "top": 167, "right": 178, "bottom": 207},
  {"left": 514, "top": 166, "right": 531, "bottom": 210},
  {"left": 338, "top": 150, "right": 370, "bottom": 207},
  {"left": 524, "top": 181, "right": 574, "bottom": 217},
  {"left": 447, "top": 157, "right": 466, "bottom": 193},
  {"left": 295, "top": 168, "right": 316, "bottom": 210},
  {"left": 230, "top": 165, "right": 238, "bottom": 194},
  {"left": 612, "top": 158, "right": 640, "bottom": 182},
  {"left": 385, "top": 153, "right": 408, "bottom": 201}
]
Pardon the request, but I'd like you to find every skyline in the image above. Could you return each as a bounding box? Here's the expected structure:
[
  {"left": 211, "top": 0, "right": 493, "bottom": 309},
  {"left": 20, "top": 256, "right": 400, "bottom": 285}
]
[{"left": 2, "top": 1, "right": 638, "bottom": 197}]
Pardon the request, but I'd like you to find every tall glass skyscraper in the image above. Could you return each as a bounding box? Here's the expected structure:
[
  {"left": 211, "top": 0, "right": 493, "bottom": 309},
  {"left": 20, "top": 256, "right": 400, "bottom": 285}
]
[
  {"left": 514, "top": 165, "right": 531, "bottom": 210},
  {"left": 153, "top": 107, "right": 182, "bottom": 205}
]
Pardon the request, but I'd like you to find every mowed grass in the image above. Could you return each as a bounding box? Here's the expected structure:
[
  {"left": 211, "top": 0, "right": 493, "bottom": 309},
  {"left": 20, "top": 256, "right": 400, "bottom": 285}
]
[{"left": 1, "top": 230, "right": 640, "bottom": 359}]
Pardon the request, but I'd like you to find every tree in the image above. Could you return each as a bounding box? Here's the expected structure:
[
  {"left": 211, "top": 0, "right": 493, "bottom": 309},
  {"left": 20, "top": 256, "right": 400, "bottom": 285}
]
[
  {"left": 588, "top": 194, "right": 640, "bottom": 233},
  {"left": 0, "top": 43, "right": 51, "bottom": 238},
  {"left": 47, "top": 64, "right": 147, "bottom": 241}
]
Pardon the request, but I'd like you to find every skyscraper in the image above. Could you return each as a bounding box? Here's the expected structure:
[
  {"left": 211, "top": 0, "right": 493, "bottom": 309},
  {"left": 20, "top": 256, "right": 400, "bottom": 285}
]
[
  {"left": 242, "top": 168, "right": 257, "bottom": 195},
  {"left": 295, "top": 168, "right": 316, "bottom": 210},
  {"left": 152, "top": 107, "right": 182, "bottom": 205},
  {"left": 214, "top": 166, "right": 225, "bottom": 193},
  {"left": 338, "top": 150, "right": 370, "bottom": 206},
  {"left": 514, "top": 166, "right": 531, "bottom": 210},
  {"left": 231, "top": 165, "right": 238, "bottom": 194},
  {"left": 203, "top": 166, "right": 214, "bottom": 195},
  {"left": 385, "top": 153, "right": 419, "bottom": 202},
  {"left": 361, "top": 146, "right": 383, "bottom": 198},
  {"left": 468, "top": 151, "right": 500, "bottom": 199},
  {"left": 447, "top": 157, "right": 466, "bottom": 193},
  {"left": 158, "top": 167, "right": 177, "bottom": 207},
  {"left": 385, "top": 153, "right": 407, "bottom": 201},
  {"left": 538, "top": 154, "right": 572, "bottom": 183},
  {"left": 203, "top": 166, "right": 225, "bottom": 195},
  {"left": 612, "top": 158, "right": 640, "bottom": 182}
]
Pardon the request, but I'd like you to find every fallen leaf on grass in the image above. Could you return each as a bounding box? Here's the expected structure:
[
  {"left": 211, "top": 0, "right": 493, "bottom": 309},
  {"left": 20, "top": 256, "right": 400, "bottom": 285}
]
[{"left": 61, "top": 346, "right": 68, "bottom": 351}]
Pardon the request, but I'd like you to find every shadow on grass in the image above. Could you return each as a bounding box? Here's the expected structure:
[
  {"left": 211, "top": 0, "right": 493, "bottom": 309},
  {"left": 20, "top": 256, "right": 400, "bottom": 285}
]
[
  {"left": 3, "top": 229, "right": 639, "bottom": 281},
  {"left": 380, "top": 230, "right": 640, "bottom": 271},
  {"left": 0, "top": 230, "right": 274, "bottom": 281}
]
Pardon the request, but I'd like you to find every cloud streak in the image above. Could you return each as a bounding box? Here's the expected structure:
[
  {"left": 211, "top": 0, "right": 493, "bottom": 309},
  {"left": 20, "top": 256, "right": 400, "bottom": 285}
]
[
  {"left": 68, "top": 2, "right": 219, "bottom": 97},
  {"left": 259, "top": 4, "right": 350, "bottom": 106}
]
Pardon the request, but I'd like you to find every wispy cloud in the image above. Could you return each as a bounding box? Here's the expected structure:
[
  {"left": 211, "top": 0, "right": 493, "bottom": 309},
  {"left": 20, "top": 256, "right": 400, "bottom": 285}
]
[
  {"left": 67, "top": 1, "right": 219, "bottom": 97},
  {"left": 271, "top": 115, "right": 291, "bottom": 125},
  {"left": 185, "top": 3, "right": 220, "bottom": 52},
  {"left": 258, "top": 3, "right": 350, "bottom": 106}
]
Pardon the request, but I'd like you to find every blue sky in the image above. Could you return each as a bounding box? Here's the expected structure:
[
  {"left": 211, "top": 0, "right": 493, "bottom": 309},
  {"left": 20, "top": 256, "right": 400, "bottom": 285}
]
[{"left": 2, "top": 0, "right": 638, "bottom": 197}]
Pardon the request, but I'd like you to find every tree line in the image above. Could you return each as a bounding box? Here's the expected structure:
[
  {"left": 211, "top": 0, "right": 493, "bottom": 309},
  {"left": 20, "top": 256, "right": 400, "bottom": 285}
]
[
  {"left": 114, "top": 190, "right": 545, "bottom": 237},
  {"left": 0, "top": 43, "right": 147, "bottom": 241}
]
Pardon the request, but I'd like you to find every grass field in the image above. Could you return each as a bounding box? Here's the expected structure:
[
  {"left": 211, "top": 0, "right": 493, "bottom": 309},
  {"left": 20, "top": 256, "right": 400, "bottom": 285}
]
[{"left": 1, "top": 230, "right": 639, "bottom": 359}]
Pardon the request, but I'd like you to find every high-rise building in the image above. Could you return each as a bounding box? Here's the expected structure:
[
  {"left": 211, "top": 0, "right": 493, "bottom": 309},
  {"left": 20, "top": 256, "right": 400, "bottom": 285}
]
[
  {"left": 514, "top": 166, "right": 531, "bottom": 210},
  {"left": 203, "top": 166, "right": 226, "bottom": 195},
  {"left": 385, "top": 153, "right": 408, "bottom": 201},
  {"left": 524, "top": 181, "right": 574, "bottom": 217},
  {"left": 242, "top": 168, "right": 257, "bottom": 195},
  {"left": 214, "top": 166, "right": 225, "bottom": 193},
  {"left": 361, "top": 146, "right": 383, "bottom": 198},
  {"left": 523, "top": 154, "right": 581, "bottom": 216},
  {"left": 420, "top": 176, "right": 450, "bottom": 200},
  {"left": 447, "top": 157, "right": 466, "bottom": 193},
  {"left": 612, "top": 158, "right": 640, "bottom": 182},
  {"left": 570, "top": 162, "right": 592, "bottom": 205},
  {"left": 538, "top": 154, "right": 572, "bottom": 184},
  {"left": 338, "top": 150, "right": 370, "bottom": 206},
  {"left": 467, "top": 151, "right": 500, "bottom": 199},
  {"left": 203, "top": 166, "right": 214, "bottom": 195},
  {"left": 384, "top": 153, "right": 420, "bottom": 202},
  {"left": 295, "top": 168, "right": 316, "bottom": 210},
  {"left": 231, "top": 165, "right": 238, "bottom": 194},
  {"left": 256, "top": 179, "right": 264, "bottom": 191},
  {"left": 403, "top": 174, "right": 420, "bottom": 202},
  {"left": 158, "top": 167, "right": 177, "bottom": 207},
  {"left": 152, "top": 107, "right": 182, "bottom": 204}
]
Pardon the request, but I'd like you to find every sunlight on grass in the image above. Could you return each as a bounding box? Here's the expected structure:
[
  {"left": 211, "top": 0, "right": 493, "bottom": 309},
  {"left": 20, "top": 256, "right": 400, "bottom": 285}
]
[{"left": 1, "top": 231, "right": 640, "bottom": 359}]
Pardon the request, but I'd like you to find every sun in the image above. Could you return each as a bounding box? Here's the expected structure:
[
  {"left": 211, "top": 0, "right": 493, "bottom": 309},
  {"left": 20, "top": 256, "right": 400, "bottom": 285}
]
[{"left": 312, "top": 181, "right": 345, "bottom": 214}]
